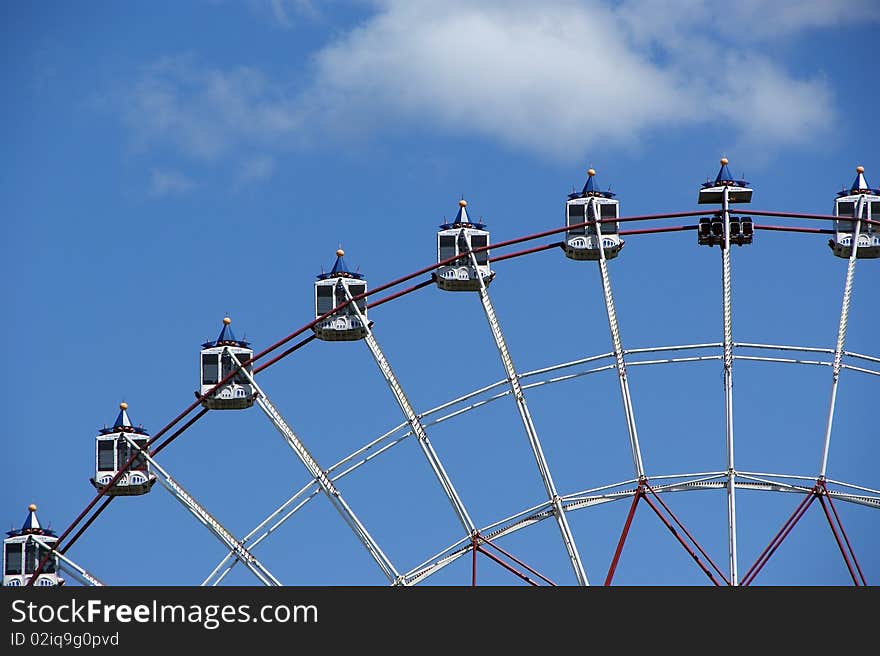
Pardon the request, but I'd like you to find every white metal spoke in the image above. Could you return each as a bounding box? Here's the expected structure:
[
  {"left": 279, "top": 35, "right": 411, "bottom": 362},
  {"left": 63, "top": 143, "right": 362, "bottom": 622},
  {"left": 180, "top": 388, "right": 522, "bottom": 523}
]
[
  {"left": 465, "top": 244, "right": 590, "bottom": 586},
  {"left": 341, "top": 284, "right": 477, "bottom": 536},
  {"left": 28, "top": 535, "right": 104, "bottom": 587},
  {"left": 819, "top": 198, "right": 865, "bottom": 479},
  {"left": 120, "top": 434, "right": 281, "bottom": 586},
  {"left": 593, "top": 200, "right": 645, "bottom": 478},
  {"left": 228, "top": 350, "right": 401, "bottom": 584},
  {"left": 720, "top": 186, "right": 739, "bottom": 585}
]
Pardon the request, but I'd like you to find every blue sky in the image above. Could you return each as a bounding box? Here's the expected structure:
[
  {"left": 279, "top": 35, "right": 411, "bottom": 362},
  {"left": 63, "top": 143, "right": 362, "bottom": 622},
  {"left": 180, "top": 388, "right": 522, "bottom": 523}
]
[{"left": 2, "top": 0, "right": 878, "bottom": 586}]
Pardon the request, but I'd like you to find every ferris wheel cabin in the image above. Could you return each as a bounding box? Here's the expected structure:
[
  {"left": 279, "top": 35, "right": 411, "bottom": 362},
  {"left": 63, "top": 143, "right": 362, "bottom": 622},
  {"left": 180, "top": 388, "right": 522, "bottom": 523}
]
[
  {"left": 90, "top": 402, "right": 156, "bottom": 496},
  {"left": 3, "top": 505, "right": 63, "bottom": 587},
  {"left": 435, "top": 200, "right": 493, "bottom": 291},
  {"left": 696, "top": 158, "right": 754, "bottom": 247},
  {"left": 564, "top": 169, "right": 622, "bottom": 260},
  {"left": 829, "top": 166, "right": 880, "bottom": 259},
  {"left": 199, "top": 317, "right": 256, "bottom": 410},
  {"left": 313, "top": 249, "right": 368, "bottom": 341}
]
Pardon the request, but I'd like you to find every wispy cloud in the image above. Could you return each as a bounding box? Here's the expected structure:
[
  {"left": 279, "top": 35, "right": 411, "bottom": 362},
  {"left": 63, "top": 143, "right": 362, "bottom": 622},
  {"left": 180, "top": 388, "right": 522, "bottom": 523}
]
[
  {"left": 149, "top": 169, "right": 196, "bottom": 196},
  {"left": 116, "top": 0, "right": 879, "bottom": 169},
  {"left": 235, "top": 155, "right": 276, "bottom": 188},
  {"left": 122, "top": 55, "right": 304, "bottom": 162}
]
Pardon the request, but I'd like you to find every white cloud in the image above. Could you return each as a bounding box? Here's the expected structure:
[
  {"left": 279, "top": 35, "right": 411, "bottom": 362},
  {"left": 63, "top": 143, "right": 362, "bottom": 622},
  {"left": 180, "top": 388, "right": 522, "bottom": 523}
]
[
  {"left": 235, "top": 155, "right": 276, "bottom": 188},
  {"left": 149, "top": 169, "right": 196, "bottom": 196},
  {"left": 118, "top": 1, "right": 879, "bottom": 166},
  {"left": 123, "top": 56, "right": 304, "bottom": 162},
  {"left": 266, "top": 0, "right": 319, "bottom": 28}
]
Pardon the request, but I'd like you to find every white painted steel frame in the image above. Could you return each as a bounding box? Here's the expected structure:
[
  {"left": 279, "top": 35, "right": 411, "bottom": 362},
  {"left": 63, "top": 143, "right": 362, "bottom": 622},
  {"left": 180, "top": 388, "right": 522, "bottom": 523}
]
[
  {"left": 400, "top": 472, "right": 879, "bottom": 585},
  {"left": 196, "top": 340, "right": 877, "bottom": 585},
  {"left": 592, "top": 201, "right": 645, "bottom": 478},
  {"left": 820, "top": 197, "right": 865, "bottom": 479},
  {"left": 464, "top": 238, "right": 590, "bottom": 586},
  {"left": 120, "top": 434, "right": 281, "bottom": 586},
  {"left": 28, "top": 535, "right": 104, "bottom": 587},
  {"left": 228, "top": 349, "right": 401, "bottom": 584},
  {"left": 720, "top": 186, "right": 739, "bottom": 584},
  {"left": 341, "top": 282, "right": 478, "bottom": 537}
]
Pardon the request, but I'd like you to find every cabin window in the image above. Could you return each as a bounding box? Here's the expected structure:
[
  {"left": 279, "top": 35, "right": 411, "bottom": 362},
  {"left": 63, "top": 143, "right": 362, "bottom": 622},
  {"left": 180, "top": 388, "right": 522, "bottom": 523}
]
[
  {"left": 439, "top": 235, "right": 456, "bottom": 262},
  {"left": 221, "top": 353, "right": 231, "bottom": 380},
  {"left": 97, "top": 440, "right": 115, "bottom": 472},
  {"left": 586, "top": 204, "right": 600, "bottom": 234},
  {"left": 316, "top": 286, "right": 333, "bottom": 316},
  {"left": 471, "top": 234, "right": 489, "bottom": 265},
  {"left": 349, "top": 284, "right": 367, "bottom": 312},
  {"left": 22, "top": 541, "right": 56, "bottom": 575},
  {"left": 5, "top": 543, "right": 22, "bottom": 574},
  {"left": 835, "top": 200, "right": 855, "bottom": 232},
  {"left": 568, "top": 204, "right": 586, "bottom": 234},
  {"left": 132, "top": 439, "right": 149, "bottom": 471},
  {"left": 40, "top": 543, "right": 58, "bottom": 573},
  {"left": 202, "top": 354, "right": 219, "bottom": 385},
  {"left": 871, "top": 201, "right": 880, "bottom": 225},
  {"left": 117, "top": 439, "right": 134, "bottom": 473},
  {"left": 232, "top": 352, "right": 252, "bottom": 384},
  {"left": 24, "top": 541, "right": 39, "bottom": 574},
  {"left": 600, "top": 203, "right": 619, "bottom": 233},
  {"left": 600, "top": 203, "right": 618, "bottom": 219},
  {"left": 334, "top": 284, "right": 349, "bottom": 313}
]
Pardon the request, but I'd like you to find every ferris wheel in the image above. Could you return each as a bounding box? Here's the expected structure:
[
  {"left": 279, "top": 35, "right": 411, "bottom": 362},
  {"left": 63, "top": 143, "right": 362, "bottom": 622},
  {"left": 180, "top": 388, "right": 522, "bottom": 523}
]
[{"left": 5, "top": 159, "right": 878, "bottom": 587}]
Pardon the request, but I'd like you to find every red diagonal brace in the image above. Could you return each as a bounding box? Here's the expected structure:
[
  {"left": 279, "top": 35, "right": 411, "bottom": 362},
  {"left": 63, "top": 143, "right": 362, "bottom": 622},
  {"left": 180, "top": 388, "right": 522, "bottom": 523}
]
[
  {"left": 821, "top": 485, "right": 867, "bottom": 585},
  {"left": 479, "top": 536, "right": 556, "bottom": 586},
  {"left": 475, "top": 545, "right": 540, "bottom": 585},
  {"left": 470, "top": 533, "right": 556, "bottom": 586},
  {"left": 605, "top": 484, "right": 643, "bottom": 586},
  {"left": 640, "top": 493, "right": 724, "bottom": 586},
  {"left": 644, "top": 480, "right": 730, "bottom": 585},
  {"left": 741, "top": 487, "right": 817, "bottom": 586},
  {"left": 815, "top": 482, "right": 866, "bottom": 586}
]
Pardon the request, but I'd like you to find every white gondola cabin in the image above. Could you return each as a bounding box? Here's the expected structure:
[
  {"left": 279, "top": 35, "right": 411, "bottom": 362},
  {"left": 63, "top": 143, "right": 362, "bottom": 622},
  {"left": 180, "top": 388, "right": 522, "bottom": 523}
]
[
  {"left": 199, "top": 317, "right": 256, "bottom": 409},
  {"left": 313, "top": 249, "right": 368, "bottom": 341},
  {"left": 564, "top": 169, "right": 623, "bottom": 260},
  {"left": 90, "top": 402, "right": 156, "bottom": 496},
  {"left": 3, "top": 505, "right": 64, "bottom": 587},
  {"left": 829, "top": 166, "right": 880, "bottom": 259},
  {"left": 697, "top": 158, "right": 754, "bottom": 247},
  {"left": 435, "top": 200, "right": 493, "bottom": 291}
]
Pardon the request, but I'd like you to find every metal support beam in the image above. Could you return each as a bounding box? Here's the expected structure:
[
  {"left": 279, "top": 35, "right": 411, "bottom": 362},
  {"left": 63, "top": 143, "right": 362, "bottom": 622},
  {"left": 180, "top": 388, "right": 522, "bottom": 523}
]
[
  {"left": 228, "top": 351, "right": 401, "bottom": 584},
  {"left": 120, "top": 434, "right": 281, "bottom": 587},
  {"left": 463, "top": 236, "right": 590, "bottom": 586},
  {"left": 819, "top": 197, "right": 865, "bottom": 479},
  {"left": 593, "top": 200, "right": 645, "bottom": 479},
  {"left": 720, "top": 186, "right": 739, "bottom": 585},
  {"left": 27, "top": 535, "right": 105, "bottom": 587},
  {"left": 341, "top": 284, "right": 477, "bottom": 537}
]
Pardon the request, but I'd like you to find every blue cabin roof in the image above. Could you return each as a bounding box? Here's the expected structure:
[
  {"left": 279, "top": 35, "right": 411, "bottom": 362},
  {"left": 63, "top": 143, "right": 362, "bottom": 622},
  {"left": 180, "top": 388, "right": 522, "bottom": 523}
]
[
  {"left": 701, "top": 158, "right": 749, "bottom": 189},
  {"left": 99, "top": 403, "right": 149, "bottom": 436},
  {"left": 201, "top": 317, "right": 251, "bottom": 349},
  {"left": 6, "top": 505, "right": 57, "bottom": 538},
  {"left": 837, "top": 166, "right": 879, "bottom": 197},
  {"left": 568, "top": 169, "right": 616, "bottom": 200},
  {"left": 440, "top": 200, "right": 486, "bottom": 229},
  {"left": 317, "top": 250, "right": 365, "bottom": 280}
]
